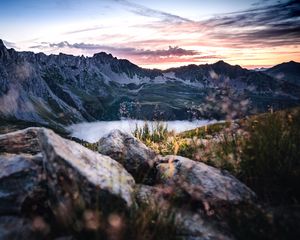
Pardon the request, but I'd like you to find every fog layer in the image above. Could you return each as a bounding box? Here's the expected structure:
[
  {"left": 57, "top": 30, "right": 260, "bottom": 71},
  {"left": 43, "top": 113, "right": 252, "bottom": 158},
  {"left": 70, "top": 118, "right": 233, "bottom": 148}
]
[{"left": 67, "top": 120, "right": 215, "bottom": 143}]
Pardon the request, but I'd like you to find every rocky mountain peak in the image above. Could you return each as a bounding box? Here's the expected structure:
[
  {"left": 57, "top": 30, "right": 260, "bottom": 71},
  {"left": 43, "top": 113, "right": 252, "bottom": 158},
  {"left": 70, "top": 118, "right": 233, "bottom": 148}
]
[
  {"left": 213, "top": 60, "right": 232, "bottom": 68},
  {"left": 0, "top": 39, "right": 5, "bottom": 48},
  {"left": 215, "top": 60, "right": 226, "bottom": 64},
  {"left": 93, "top": 52, "right": 115, "bottom": 62},
  {"left": 0, "top": 39, "right": 9, "bottom": 60}
]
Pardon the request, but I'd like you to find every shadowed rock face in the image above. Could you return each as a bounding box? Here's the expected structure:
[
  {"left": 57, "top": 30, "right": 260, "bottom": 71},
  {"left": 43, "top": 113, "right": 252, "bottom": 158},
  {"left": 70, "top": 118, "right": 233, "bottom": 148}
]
[
  {"left": 0, "top": 128, "right": 48, "bottom": 238},
  {"left": 156, "top": 155, "right": 255, "bottom": 206},
  {"left": 98, "top": 129, "right": 157, "bottom": 183},
  {"left": 0, "top": 153, "right": 44, "bottom": 215},
  {"left": 135, "top": 184, "right": 234, "bottom": 240}
]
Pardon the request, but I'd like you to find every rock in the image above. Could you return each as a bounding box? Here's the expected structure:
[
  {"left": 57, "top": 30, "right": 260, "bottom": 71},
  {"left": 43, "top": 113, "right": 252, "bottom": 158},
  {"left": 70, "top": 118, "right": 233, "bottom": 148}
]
[
  {"left": 98, "top": 130, "right": 157, "bottom": 183},
  {"left": 0, "top": 216, "right": 35, "bottom": 240},
  {"left": 134, "top": 184, "right": 170, "bottom": 207},
  {"left": 0, "top": 127, "right": 41, "bottom": 154},
  {"left": 0, "top": 153, "right": 44, "bottom": 215},
  {"left": 135, "top": 184, "right": 234, "bottom": 240},
  {"left": 54, "top": 236, "right": 75, "bottom": 240},
  {"left": 0, "top": 215, "right": 53, "bottom": 240},
  {"left": 38, "top": 128, "right": 136, "bottom": 222},
  {"left": 156, "top": 155, "right": 255, "bottom": 207},
  {"left": 175, "top": 210, "right": 233, "bottom": 240}
]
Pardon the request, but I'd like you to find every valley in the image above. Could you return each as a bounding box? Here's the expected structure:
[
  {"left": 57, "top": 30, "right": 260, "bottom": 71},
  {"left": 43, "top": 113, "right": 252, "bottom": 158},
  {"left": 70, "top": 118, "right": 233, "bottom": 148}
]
[{"left": 1, "top": 39, "right": 299, "bottom": 132}]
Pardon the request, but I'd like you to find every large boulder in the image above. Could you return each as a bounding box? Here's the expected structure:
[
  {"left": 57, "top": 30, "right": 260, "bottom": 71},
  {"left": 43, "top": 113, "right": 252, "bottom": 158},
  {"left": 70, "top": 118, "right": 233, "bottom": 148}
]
[
  {"left": 98, "top": 129, "right": 157, "bottom": 183},
  {"left": 156, "top": 155, "right": 255, "bottom": 207},
  {"left": 38, "top": 128, "right": 136, "bottom": 221}
]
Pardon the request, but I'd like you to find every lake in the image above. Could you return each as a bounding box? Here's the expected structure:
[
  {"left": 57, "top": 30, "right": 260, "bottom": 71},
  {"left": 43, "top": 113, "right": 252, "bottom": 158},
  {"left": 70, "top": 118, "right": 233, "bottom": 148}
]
[{"left": 67, "top": 120, "right": 215, "bottom": 143}]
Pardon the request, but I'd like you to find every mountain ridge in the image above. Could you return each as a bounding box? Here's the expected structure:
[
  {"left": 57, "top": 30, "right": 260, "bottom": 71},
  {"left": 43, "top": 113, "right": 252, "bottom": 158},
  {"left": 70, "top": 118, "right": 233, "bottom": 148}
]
[
  {"left": 0, "top": 39, "right": 299, "bottom": 128},
  {"left": 265, "top": 60, "right": 300, "bottom": 86}
]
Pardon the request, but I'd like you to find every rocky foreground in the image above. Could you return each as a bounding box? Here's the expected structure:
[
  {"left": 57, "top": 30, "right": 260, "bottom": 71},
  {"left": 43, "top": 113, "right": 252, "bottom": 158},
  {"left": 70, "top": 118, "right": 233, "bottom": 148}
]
[{"left": 0, "top": 127, "right": 256, "bottom": 240}]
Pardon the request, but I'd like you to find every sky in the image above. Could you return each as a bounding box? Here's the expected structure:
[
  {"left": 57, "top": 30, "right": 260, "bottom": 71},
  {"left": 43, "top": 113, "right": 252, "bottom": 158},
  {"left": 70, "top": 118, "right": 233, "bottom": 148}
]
[{"left": 0, "top": 0, "right": 299, "bottom": 69}]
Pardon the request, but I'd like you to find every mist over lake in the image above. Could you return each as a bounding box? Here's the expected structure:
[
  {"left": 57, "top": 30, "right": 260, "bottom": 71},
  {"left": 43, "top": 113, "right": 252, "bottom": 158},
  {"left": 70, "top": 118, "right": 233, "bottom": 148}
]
[{"left": 67, "top": 120, "right": 215, "bottom": 143}]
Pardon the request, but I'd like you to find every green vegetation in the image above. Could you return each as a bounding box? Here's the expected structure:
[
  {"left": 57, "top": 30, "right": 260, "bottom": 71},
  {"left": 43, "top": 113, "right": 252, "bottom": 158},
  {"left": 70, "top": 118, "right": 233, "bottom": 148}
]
[
  {"left": 133, "top": 121, "right": 191, "bottom": 156},
  {"left": 133, "top": 121, "right": 239, "bottom": 169},
  {"left": 133, "top": 122, "right": 169, "bottom": 143},
  {"left": 179, "top": 121, "right": 230, "bottom": 138},
  {"left": 239, "top": 108, "right": 300, "bottom": 204},
  {"left": 126, "top": 204, "right": 176, "bottom": 240},
  {"left": 133, "top": 108, "right": 300, "bottom": 204},
  {"left": 218, "top": 203, "right": 300, "bottom": 240},
  {"left": 81, "top": 142, "right": 98, "bottom": 152},
  {"left": 47, "top": 200, "right": 176, "bottom": 240}
]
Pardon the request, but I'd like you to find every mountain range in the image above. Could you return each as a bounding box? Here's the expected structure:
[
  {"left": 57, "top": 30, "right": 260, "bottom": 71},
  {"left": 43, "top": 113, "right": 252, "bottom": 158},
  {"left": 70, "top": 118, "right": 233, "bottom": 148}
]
[{"left": 0, "top": 39, "right": 299, "bottom": 129}]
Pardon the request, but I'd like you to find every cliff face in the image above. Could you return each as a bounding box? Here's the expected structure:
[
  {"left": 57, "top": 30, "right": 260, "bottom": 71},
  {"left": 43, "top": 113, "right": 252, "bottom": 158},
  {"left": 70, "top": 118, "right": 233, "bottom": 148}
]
[{"left": 0, "top": 39, "right": 299, "bottom": 127}]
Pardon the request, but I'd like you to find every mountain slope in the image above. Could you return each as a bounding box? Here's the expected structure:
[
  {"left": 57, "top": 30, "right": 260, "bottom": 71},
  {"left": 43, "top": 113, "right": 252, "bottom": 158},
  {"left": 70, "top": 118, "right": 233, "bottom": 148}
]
[
  {"left": 0, "top": 39, "right": 299, "bottom": 127},
  {"left": 265, "top": 61, "right": 300, "bottom": 86}
]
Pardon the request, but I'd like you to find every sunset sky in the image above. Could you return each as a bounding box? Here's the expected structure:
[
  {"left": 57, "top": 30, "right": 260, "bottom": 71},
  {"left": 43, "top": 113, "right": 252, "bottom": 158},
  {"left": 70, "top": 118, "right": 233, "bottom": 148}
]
[{"left": 1, "top": 0, "right": 299, "bottom": 69}]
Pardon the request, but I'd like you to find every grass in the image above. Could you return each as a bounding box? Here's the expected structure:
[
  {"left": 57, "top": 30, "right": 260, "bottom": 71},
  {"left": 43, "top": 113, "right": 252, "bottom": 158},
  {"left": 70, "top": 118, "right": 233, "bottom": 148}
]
[
  {"left": 179, "top": 121, "right": 230, "bottom": 138},
  {"left": 133, "top": 108, "right": 300, "bottom": 205},
  {"left": 132, "top": 121, "right": 241, "bottom": 171},
  {"left": 125, "top": 204, "right": 177, "bottom": 240},
  {"left": 239, "top": 108, "right": 300, "bottom": 204},
  {"left": 33, "top": 197, "right": 177, "bottom": 240},
  {"left": 133, "top": 121, "right": 192, "bottom": 156},
  {"left": 217, "top": 203, "right": 300, "bottom": 240}
]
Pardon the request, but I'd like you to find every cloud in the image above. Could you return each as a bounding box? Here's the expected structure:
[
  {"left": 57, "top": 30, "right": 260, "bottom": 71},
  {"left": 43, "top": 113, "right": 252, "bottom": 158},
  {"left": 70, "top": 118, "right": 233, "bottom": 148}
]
[
  {"left": 130, "top": 0, "right": 300, "bottom": 48},
  {"left": 126, "top": 55, "right": 223, "bottom": 66},
  {"left": 108, "top": 0, "right": 300, "bottom": 51},
  {"left": 30, "top": 41, "right": 199, "bottom": 58},
  {"left": 132, "top": 46, "right": 198, "bottom": 57},
  {"left": 64, "top": 25, "right": 105, "bottom": 34},
  {"left": 203, "top": 0, "right": 300, "bottom": 47},
  {"left": 251, "top": 0, "right": 279, "bottom": 6},
  {"left": 113, "top": 0, "right": 191, "bottom": 23},
  {"left": 29, "top": 41, "right": 225, "bottom": 68},
  {"left": 3, "top": 40, "right": 18, "bottom": 49}
]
